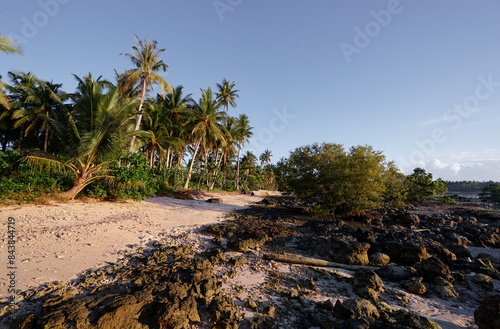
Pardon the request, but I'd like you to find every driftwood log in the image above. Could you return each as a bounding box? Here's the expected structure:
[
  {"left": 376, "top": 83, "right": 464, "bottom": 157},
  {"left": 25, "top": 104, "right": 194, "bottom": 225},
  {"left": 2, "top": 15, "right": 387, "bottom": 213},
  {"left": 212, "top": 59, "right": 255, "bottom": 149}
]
[
  {"left": 264, "top": 252, "right": 380, "bottom": 271},
  {"left": 174, "top": 189, "right": 209, "bottom": 200}
]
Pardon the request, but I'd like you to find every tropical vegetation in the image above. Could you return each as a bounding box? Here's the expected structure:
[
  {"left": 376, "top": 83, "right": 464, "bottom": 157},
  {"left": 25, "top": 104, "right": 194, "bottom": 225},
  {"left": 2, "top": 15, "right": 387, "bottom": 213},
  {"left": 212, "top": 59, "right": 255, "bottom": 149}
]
[
  {"left": 0, "top": 35, "right": 279, "bottom": 203},
  {"left": 275, "top": 143, "right": 447, "bottom": 215},
  {"left": 1, "top": 35, "right": 453, "bottom": 211}
]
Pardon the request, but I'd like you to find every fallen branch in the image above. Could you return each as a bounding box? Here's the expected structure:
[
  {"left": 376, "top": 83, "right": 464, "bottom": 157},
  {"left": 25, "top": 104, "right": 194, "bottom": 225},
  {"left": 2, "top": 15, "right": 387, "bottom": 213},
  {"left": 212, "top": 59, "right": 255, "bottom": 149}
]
[
  {"left": 264, "top": 252, "right": 380, "bottom": 271},
  {"left": 174, "top": 189, "right": 209, "bottom": 200}
]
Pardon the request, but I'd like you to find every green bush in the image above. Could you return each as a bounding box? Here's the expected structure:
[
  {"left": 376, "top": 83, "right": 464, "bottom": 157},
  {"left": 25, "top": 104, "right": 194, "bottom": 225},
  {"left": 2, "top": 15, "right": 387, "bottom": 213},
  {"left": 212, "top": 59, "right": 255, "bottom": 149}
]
[
  {"left": 406, "top": 168, "right": 447, "bottom": 202},
  {"left": 276, "top": 143, "right": 404, "bottom": 215},
  {"left": 480, "top": 183, "right": 500, "bottom": 203},
  {"left": 85, "top": 153, "right": 158, "bottom": 201},
  {"left": 0, "top": 150, "right": 71, "bottom": 203}
]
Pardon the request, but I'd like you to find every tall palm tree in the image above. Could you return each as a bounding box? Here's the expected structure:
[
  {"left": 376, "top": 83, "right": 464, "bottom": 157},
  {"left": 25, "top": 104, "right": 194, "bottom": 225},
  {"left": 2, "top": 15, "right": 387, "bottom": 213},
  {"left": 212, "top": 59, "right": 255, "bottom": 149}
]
[
  {"left": 234, "top": 113, "right": 253, "bottom": 189},
  {"left": 183, "top": 87, "right": 226, "bottom": 189},
  {"left": 10, "top": 74, "right": 65, "bottom": 152},
  {"left": 216, "top": 79, "right": 239, "bottom": 113},
  {"left": 120, "top": 35, "right": 173, "bottom": 152},
  {"left": 140, "top": 100, "right": 183, "bottom": 167},
  {"left": 159, "top": 86, "right": 194, "bottom": 167},
  {"left": 25, "top": 87, "right": 140, "bottom": 199},
  {"left": 259, "top": 149, "right": 272, "bottom": 168}
]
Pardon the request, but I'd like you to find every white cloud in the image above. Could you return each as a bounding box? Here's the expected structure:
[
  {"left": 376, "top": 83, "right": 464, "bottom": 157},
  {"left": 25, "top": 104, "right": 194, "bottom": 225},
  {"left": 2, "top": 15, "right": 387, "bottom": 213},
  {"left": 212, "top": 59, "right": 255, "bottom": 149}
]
[{"left": 423, "top": 159, "right": 500, "bottom": 181}]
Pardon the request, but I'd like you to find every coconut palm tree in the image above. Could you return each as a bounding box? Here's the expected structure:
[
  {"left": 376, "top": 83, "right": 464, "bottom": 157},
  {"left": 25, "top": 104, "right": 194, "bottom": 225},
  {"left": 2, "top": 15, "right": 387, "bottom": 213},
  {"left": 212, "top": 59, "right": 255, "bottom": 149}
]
[
  {"left": 120, "top": 35, "right": 173, "bottom": 152},
  {"left": 216, "top": 79, "right": 239, "bottom": 113},
  {"left": 159, "top": 86, "right": 194, "bottom": 167},
  {"left": 7, "top": 72, "right": 66, "bottom": 152},
  {"left": 10, "top": 76, "right": 65, "bottom": 152},
  {"left": 183, "top": 87, "right": 226, "bottom": 189},
  {"left": 24, "top": 87, "right": 140, "bottom": 199},
  {"left": 234, "top": 113, "right": 253, "bottom": 189},
  {"left": 259, "top": 149, "right": 272, "bottom": 168},
  {"left": 140, "top": 100, "right": 184, "bottom": 167}
]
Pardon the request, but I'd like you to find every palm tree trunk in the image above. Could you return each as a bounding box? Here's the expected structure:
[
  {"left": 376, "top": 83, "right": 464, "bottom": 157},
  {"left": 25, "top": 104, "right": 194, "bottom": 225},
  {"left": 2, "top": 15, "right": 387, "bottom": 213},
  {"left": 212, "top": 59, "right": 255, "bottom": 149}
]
[
  {"left": 183, "top": 137, "right": 201, "bottom": 189},
  {"left": 150, "top": 146, "right": 156, "bottom": 167},
  {"left": 58, "top": 174, "right": 88, "bottom": 200},
  {"left": 235, "top": 141, "right": 242, "bottom": 190},
  {"left": 128, "top": 79, "right": 147, "bottom": 153},
  {"left": 44, "top": 126, "right": 49, "bottom": 152}
]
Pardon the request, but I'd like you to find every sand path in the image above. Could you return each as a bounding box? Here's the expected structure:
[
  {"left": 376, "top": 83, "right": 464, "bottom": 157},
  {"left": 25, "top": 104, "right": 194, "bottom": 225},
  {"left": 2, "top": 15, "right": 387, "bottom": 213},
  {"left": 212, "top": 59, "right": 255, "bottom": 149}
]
[{"left": 0, "top": 193, "right": 262, "bottom": 293}]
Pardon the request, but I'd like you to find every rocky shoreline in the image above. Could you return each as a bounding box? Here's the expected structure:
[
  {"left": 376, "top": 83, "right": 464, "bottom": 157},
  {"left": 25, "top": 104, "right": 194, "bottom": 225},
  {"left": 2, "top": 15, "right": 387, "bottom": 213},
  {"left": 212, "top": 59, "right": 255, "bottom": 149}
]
[{"left": 1, "top": 197, "right": 500, "bottom": 328}]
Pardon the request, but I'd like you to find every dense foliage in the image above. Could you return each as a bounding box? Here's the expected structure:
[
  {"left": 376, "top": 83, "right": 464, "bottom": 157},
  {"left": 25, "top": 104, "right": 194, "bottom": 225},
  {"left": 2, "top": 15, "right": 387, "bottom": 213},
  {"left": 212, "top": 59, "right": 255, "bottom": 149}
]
[
  {"left": 0, "top": 151, "right": 71, "bottom": 203},
  {"left": 275, "top": 143, "right": 407, "bottom": 215},
  {"left": 0, "top": 36, "right": 277, "bottom": 202},
  {"left": 406, "top": 167, "right": 447, "bottom": 202},
  {"left": 479, "top": 184, "right": 500, "bottom": 203},
  {"left": 276, "top": 143, "right": 448, "bottom": 215}
]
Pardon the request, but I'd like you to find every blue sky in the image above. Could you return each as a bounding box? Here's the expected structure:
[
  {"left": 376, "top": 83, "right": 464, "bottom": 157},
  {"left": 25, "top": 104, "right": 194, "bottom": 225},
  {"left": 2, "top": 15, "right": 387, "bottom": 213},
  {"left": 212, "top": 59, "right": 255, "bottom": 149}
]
[{"left": 2, "top": 0, "right": 500, "bottom": 181}]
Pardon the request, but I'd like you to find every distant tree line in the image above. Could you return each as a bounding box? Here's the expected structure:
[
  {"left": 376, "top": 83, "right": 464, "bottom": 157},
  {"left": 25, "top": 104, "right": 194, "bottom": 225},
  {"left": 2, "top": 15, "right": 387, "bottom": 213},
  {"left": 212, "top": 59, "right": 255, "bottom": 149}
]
[{"left": 445, "top": 181, "right": 499, "bottom": 193}]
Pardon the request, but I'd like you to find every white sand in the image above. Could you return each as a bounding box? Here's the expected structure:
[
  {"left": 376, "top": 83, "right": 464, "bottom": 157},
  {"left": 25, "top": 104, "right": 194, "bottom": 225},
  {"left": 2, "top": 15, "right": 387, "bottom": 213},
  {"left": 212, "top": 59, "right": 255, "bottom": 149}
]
[{"left": 0, "top": 193, "right": 262, "bottom": 292}]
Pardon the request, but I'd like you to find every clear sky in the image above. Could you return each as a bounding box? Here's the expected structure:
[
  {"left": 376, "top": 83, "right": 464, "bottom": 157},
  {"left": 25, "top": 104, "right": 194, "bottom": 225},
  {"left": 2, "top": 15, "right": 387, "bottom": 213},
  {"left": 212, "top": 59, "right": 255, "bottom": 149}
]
[{"left": 2, "top": 0, "right": 500, "bottom": 181}]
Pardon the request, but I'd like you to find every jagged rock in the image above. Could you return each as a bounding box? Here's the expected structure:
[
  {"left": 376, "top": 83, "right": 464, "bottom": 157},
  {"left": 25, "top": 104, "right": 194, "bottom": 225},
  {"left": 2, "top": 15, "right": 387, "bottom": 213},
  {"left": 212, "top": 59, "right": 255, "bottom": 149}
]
[
  {"left": 381, "top": 238, "right": 429, "bottom": 266},
  {"left": 404, "top": 277, "right": 426, "bottom": 295},
  {"left": 433, "top": 277, "right": 458, "bottom": 299},
  {"left": 209, "top": 296, "right": 243, "bottom": 329},
  {"left": 395, "top": 213, "right": 420, "bottom": 228},
  {"left": 475, "top": 293, "right": 500, "bottom": 329},
  {"left": 369, "top": 252, "right": 390, "bottom": 266},
  {"left": 394, "top": 310, "right": 442, "bottom": 328},
  {"left": 353, "top": 270, "right": 385, "bottom": 301},
  {"left": 465, "top": 273, "right": 494, "bottom": 292},
  {"left": 317, "top": 234, "right": 371, "bottom": 265},
  {"left": 416, "top": 257, "right": 452, "bottom": 283},
  {"left": 332, "top": 298, "right": 379, "bottom": 320},
  {"left": 376, "top": 265, "right": 417, "bottom": 281}
]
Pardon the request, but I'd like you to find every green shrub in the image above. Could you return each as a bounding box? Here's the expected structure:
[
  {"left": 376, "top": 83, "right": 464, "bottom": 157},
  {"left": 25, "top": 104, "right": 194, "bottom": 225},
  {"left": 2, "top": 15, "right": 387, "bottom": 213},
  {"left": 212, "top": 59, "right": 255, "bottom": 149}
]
[
  {"left": 276, "top": 143, "right": 404, "bottom": 215},
  {"left": 0, "top": 150, "right": 71, "bottom": 203},
  {"left": 480, "top": 183, "right": 500, "bottom": 203},
  {"left": 406, "top": 168, "right": 447, "bottom": 202},
  {"left": 84, "top": 153, "right": 158, "bottom": 201}
]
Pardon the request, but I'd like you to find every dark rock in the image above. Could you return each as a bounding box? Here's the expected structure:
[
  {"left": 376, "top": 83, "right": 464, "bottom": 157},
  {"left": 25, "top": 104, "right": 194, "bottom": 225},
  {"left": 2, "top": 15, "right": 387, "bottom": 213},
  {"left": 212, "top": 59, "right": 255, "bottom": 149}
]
[
  {"left": 207, "top": 198, "right": 223, "bottom": 203},
  {"left": 416, "top": 257, "right": 452, "bottom": 283},
  {"left": 376, "top": 265, "right": 417, "bottom": 281},
  {"left": 395, "top": 213, "right": 420, "bottom": 228},
  {"left": 332, "top": 298, "right": 379, "bottom": 320},
  {"left": 475, "top": 293, "right": 500, "bottom": 329},
  {"left": 404, "top": 277, "right": 426, "bottom": 295},
  {"left": 209, "top": 296, "right": 243, "bottom": 329},
  {"left": 433, "top": 276, "right": 458, "bottom": 299},
  {"left": 317, "top": 234, "right": 371, "bottom": 265},
  {"left": 394, "top": 310, "right": 442, "bottom": 328},
  {"left": 369, "top": 252, "right": 390, "bottom": 266},
  {"left": 353, "top": 270, "right": 385, "bottom": 301}
]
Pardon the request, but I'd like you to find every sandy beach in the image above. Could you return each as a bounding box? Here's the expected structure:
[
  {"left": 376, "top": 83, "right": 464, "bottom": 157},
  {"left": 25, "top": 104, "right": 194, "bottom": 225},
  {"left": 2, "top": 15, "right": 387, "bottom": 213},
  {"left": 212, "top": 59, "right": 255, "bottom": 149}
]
[{"left": 0, "top": 193, "right": 263, "bottom": 292}]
